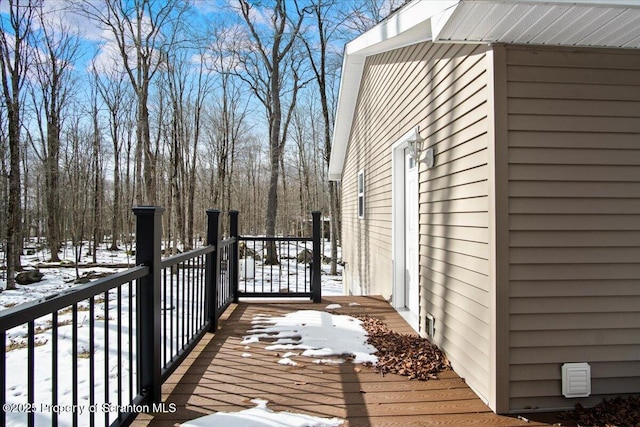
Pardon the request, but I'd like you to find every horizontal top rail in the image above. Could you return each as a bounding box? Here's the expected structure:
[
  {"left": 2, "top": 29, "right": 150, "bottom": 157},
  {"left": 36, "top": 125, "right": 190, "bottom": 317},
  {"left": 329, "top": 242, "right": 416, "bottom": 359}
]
[
  {"left": 0, "top": 265, "right": 149, "bottom": 332},
  {"left": 161, "top": 245, "right": 216, "bottom": 269},
  {"left": 219, "top": 237, "right": 237, "bottom": 246},
  {"left": 240, "top": 236, "right": 312, "bottom": 242}
]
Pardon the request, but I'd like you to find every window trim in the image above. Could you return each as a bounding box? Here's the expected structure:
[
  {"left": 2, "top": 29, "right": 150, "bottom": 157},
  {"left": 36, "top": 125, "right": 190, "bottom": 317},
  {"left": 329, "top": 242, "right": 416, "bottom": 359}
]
[{"left": 357, "top": 169, "right": 365, "bottom": 219}]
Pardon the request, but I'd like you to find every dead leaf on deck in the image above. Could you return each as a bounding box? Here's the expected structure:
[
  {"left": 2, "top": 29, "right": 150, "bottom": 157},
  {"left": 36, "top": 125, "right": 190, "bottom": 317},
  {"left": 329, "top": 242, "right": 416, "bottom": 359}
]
[{"left": 356, "top": 315, "right": 451, "bottom": 381}]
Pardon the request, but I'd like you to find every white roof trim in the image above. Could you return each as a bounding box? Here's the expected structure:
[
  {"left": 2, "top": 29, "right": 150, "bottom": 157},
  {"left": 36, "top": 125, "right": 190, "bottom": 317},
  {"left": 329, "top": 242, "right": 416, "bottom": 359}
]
[
  {"left": 328, "top": 0, "right": 458, "bottom": 180},
  {"left": 328, "top": 0, "right": 640, "bottom": 181}
]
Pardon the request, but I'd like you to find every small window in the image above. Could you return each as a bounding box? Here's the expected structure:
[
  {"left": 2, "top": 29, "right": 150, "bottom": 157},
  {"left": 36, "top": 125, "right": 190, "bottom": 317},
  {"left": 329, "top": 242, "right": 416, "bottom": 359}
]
[{"left": 357, "top": 169, "right": 365, "bottom": 219}]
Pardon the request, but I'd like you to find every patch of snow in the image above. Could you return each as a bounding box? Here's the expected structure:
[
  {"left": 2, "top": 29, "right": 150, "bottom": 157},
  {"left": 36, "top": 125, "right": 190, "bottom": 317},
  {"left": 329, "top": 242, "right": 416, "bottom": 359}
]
[
  {"left": 241, "top": 336, "right": 260, "bottom": 345},
  {"left": 348, "top": 302, "right": 361, "bottom": 307},
  {"left": 325, "top": 303, "right": 341, "bottom": 310},
  {"left": 278, "top": 357, "right": 298, "bottom": 366},
  {"left": 182, "top": 399, "right": 344, "bottom": 427},
  {"left": 244, "top": 310, "right": 377, "bottom": 364},
  {"left": 313, "top": 358, "right": 345, "bottom": 365},
  {"left": 241, "top": 353, "right": 252, "bottom": 358}
]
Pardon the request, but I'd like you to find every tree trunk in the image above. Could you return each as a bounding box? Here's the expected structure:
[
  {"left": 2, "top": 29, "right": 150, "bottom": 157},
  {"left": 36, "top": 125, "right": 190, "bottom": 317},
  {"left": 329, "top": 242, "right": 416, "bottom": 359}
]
[
  {"left": 109, "top": 140, "right": 121, "bottom": 250},
  {"left": 264, "top": 145, "right": 280, "bottom": 264},
  {"left": 92, "top": 102, "right": 101, "bottom": 264},
  {"left": 6, "top": 111, "right": 22, "bottom": 290},
  {"left": 139, "top": 89, "right": 156, "bottom": 205}
]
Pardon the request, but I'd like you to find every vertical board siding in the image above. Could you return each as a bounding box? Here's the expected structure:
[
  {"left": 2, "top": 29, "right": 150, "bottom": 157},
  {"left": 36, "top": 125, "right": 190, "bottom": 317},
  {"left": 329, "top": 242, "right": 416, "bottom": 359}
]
[
  {"left": 506, "top": 46, "right": 640, "bottom": 411},
  {"left": 341, "top": 42, "right": 492, "bottom": 403}
]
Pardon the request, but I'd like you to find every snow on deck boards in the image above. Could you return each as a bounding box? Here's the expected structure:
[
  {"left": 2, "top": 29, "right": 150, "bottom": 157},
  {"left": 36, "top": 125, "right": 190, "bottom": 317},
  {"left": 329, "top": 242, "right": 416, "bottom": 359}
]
[{"left": 132, "top": 296, "right": 572, "bottom": 427}]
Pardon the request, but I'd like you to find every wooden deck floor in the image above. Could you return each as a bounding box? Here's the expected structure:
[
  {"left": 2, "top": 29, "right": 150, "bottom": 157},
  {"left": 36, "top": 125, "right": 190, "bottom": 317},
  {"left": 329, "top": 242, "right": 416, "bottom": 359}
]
[{"left": 133, "top": 296, "right": 574, "bottom": 427}]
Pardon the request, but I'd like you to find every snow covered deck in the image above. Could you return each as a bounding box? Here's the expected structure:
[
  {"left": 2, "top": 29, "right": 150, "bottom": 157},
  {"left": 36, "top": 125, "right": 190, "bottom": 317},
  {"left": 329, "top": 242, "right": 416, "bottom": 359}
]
[{"left": 131, "top": 296, "right": 573, "bottom": 427}]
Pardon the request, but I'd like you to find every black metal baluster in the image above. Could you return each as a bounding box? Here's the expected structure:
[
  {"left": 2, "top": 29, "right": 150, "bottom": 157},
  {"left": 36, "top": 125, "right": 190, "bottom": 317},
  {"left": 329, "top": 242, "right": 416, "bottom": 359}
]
[
  {"left": 312, "top": 211, "right": 322, "bottom": 302},
  {"left": 128, "top": 283, "right": 133, "bottom": 410},
  {"left": 181, "top": 262, "right": 186, "bottom": 350},
  {"left": 185, "top": 259, "right": 190, "bottom": 338},
  {"left": 163, "top": 268, "right": 168, "bottom": 366},
  {"left": 117, "top": 285, "right": 123, "bottom": 424},
  {"left": 288, "top": 239, "right": 292, "bottom": 293},
  {"left": 170, "top": 265, "right": 174, "bottom": 367},
  {"left": 190, "top": 258, "right": 195, "bottom": 337},
  {"left": 0, "top": 331, "right": 5, "bottom": 427},
  {"left": 52, "top": 311, "right": 58, "bottom": 427},
  {"left": 200, "top": 254, "right": 206, "bottom": 325},
  {"left": 253, "top": 239, "right": 257, "bottom": 294},
  {"left": 90, "top": 297, "right": 95, "bottom": 427},
  {"left": 72, "top": 304, "right": 78, "bottom": 427},
  {"left": 196, "top": 256, "right": 201, "bottom": 326},
  {"left": 27, "top": 320, "right": 34, "bottom": 427},
  {"left": 103, "top": 291, "right": 109, "bottom": 427}
]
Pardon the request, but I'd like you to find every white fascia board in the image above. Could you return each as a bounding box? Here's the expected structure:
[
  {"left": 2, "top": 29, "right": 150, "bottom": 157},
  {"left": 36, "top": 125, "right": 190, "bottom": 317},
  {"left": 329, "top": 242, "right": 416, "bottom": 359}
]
[
  {"left": 328, "top": 0, "right": 459, "bottom": 181},
  {"left": 328, "top": 54, "right": 365, "bottom": 181},
  {"left": 345, "top": 1, "right": 458, "bottom": 56}
]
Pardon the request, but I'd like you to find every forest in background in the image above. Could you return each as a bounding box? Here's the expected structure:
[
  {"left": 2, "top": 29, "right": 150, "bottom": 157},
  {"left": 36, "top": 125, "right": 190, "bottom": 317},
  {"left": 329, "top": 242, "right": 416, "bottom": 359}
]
[{"left": 0, "top": 0, "right": 408, "bottom": 289}]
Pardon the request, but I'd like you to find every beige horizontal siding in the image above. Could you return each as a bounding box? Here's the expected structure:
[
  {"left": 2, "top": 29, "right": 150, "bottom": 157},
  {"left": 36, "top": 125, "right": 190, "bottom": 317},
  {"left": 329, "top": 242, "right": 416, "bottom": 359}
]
[
  {"left": 341, "top": 41, "right": 492, "bottom": 403},
  {"left": 506, "top": 45, "right": 640, "bottom": 411},
  {"left": 341, "top": 41, "right": 433, "bottom": 297},
  {"left": 417, "top": 42, "right": 491, "bottom": 402}
]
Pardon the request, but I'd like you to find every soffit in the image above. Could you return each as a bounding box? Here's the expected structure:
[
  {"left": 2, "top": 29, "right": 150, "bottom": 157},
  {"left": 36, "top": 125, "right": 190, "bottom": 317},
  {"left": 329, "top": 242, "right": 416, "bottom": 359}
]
[{"left": 435, "top": 1, "right": 640, "bottom": 49}]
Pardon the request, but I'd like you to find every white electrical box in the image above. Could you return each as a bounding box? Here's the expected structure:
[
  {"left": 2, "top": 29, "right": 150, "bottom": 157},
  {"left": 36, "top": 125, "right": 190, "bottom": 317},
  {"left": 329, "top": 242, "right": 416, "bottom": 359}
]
[
  {"left": 425, "top": 313, "right": 435, "bottom": 338},
  {"left": 562, "top": 363, "right": 591, "bottom": 398}
]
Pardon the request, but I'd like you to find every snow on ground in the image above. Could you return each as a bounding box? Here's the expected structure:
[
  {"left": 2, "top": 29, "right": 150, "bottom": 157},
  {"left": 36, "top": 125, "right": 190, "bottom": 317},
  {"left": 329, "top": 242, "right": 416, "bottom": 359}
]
[
  {"left": 0, "top": 243, "right": 133, "bottom": 309},
  {"left": 237, "top": 239, "right": 343, "bottom": 296},
  {"left": 182, "top": 398, "right": 344, "bottom": 427},
  {"left": 1, "top": 240, "right": 343, "bottom": 309},
  {"left": 1, "top": 240, "right": 345, "bottom": 426}
]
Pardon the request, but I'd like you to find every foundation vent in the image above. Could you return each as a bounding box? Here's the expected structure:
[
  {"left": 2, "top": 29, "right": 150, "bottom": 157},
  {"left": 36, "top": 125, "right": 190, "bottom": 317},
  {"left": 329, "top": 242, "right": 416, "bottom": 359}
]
[{"left": 562, "top": 363, "right": 591, "bottom": 398}]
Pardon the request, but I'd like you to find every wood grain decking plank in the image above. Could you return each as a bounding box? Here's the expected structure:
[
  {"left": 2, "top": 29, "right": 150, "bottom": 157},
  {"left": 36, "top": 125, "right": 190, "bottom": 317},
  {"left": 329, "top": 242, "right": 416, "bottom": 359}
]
[{"left": 134, "top": 296, "right": 574, "bottom": 427}]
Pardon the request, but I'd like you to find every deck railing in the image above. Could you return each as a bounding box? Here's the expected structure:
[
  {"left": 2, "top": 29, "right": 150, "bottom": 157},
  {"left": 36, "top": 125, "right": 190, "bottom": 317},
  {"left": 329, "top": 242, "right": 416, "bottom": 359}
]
[
  {"left": 235, "top": 211, "right": 322, "bottom": 302},
  {"left": 0, "top": 208, "right": 321, "bottom": 427}
]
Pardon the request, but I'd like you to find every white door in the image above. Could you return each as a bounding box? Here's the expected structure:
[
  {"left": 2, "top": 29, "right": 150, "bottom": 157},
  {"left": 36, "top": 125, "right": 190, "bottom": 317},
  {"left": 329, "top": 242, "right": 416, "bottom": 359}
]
[{"left": 404, "top": 148, "right": 419, "bottom": 315}]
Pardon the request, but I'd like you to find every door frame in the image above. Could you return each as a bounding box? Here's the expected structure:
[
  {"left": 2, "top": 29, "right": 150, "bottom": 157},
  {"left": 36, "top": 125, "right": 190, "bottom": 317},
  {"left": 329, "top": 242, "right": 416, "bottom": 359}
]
[{"left": 391, "top": 127, "right": 421, "bottom": 333}]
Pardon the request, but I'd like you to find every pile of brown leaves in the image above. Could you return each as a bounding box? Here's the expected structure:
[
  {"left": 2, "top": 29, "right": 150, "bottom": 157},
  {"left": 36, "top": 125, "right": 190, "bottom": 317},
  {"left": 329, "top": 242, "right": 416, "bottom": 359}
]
[
  {"left": 562, "top": 396, "right": 640, "bottom": 427},
  {"left": 356, "top": 315, "right": 450, "bottom": 380}
]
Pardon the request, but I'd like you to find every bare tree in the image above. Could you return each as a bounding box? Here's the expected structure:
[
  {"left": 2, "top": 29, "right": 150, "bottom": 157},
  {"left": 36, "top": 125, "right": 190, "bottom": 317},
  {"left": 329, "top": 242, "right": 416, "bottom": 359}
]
[
  {"left": 300, "top": 0, "right": 345, "bottom": 273},
  {"left": 0, "top": 115, "right": 8, "bottom": 257},
  {"left": 185, "top": 44, "right": 213, "bottom": 249},
  {"left": 206, "top": 24, "right": 251, "bottom": 220},
  {"left": 89, "top": 86, "right": 104, "bottom": 263},
  {"left": 236, "top": 0, "right": 308, "bottom": 263},
  {"left": 0, "top": 0, "right": 36, "bottom": 289},
  {"left": 94, "top": 66, "right": 132, "bottom": 251},
  {"left": 29, "top": 6, "right": 81, "bottom": 262},
  {"left": 76, "top": 0, "right": 192, "bottom": 205},
  {"left": 62, "top": 117, "right": 93, "bottom": 279},
  {"left": 340, "top": 0, "right": 408, "bottom": 34}
]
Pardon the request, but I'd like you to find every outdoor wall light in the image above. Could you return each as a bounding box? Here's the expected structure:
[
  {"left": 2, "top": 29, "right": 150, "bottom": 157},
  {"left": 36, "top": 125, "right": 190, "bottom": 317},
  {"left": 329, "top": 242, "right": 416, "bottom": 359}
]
[
  {"left": 408, "top": 132, "right": 436, "bottom": 169},
  {"left": 407, "top": 134, "right": 424, "bottom": 163}
]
